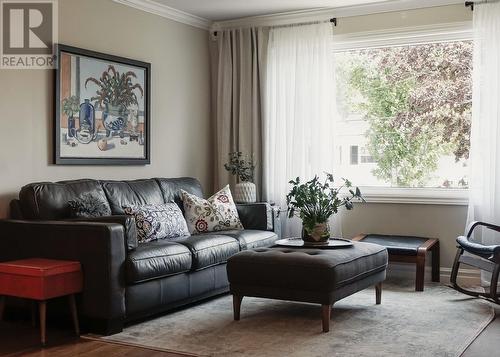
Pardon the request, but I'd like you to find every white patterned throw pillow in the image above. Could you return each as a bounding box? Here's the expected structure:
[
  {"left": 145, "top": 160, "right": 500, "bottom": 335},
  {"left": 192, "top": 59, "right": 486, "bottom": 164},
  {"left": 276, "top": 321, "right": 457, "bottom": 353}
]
[
  {"left": 123, "top": 203, "right": 190, "bottom": 243},
  {"left": 181, "top": 185, "right": 243, "bottom": 234}
]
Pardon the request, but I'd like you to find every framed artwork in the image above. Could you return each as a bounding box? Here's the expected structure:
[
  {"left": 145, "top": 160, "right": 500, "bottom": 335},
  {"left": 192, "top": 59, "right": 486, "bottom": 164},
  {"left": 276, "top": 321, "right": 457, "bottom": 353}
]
[{"left": 55, "top": 44, "right": 151, "bottom": 165}]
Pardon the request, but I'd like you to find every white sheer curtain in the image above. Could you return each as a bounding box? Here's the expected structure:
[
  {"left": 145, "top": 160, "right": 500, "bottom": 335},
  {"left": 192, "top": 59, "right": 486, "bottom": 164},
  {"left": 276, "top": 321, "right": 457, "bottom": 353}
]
[
  {"left": 467, "top": 1, "right": 500, "bottom": 283},
  {"left": 263, "top": 22, "right": 339, "bottom": 238}
]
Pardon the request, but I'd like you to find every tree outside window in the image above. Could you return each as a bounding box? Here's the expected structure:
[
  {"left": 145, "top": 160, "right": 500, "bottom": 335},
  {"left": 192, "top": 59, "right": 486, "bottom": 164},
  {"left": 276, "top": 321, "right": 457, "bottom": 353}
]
[{"left": 335, "top": 41, "right": 472, "bottom": 188}]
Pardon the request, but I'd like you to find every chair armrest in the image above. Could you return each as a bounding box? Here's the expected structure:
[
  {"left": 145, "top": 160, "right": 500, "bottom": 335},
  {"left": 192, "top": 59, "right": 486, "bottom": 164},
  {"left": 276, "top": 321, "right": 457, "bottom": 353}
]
[
  {"left": 456, "top": 235, "right": 500, "bottom": 258},
  {"left": 68, "top": 215, "right": 138, "bottom": 251},
  {"left": 466, "top": 221, "right": 500, "bottom": 238},
  {"left": 0, "top": 219, "right": 126, "bottom": 328}
]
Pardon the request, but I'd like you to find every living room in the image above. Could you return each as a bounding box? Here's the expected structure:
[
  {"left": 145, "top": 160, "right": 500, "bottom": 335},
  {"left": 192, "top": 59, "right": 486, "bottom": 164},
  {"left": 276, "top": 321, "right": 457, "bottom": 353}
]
[{"left": 0, "top": 0, "right": 498, "bottom": 356}]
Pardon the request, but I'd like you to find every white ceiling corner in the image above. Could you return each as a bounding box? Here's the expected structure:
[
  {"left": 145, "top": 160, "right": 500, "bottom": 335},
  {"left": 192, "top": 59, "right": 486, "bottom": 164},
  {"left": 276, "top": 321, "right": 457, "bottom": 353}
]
[
  {"left": 112, "top": 0, "right": 212, "bottom": 29},
  {"left": 113, "top": 0, "right": 465, "bottom": 31}
]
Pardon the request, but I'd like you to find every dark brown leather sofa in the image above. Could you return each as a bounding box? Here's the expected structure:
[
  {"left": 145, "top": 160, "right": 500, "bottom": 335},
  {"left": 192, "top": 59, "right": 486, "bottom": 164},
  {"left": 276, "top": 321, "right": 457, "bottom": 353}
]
[{"left": 0, "top": 177, "right": 280, "bottom": 335}]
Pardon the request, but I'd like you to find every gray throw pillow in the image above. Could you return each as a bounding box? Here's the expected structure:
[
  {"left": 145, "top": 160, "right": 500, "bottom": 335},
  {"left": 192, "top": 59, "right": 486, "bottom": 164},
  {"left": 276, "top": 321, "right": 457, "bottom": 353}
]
[
  {"left": 123, "top": 203, "right": 190, "bottom": 243},
  {"left": 68, "top": 193, "right": 112, "bottom": 218}
]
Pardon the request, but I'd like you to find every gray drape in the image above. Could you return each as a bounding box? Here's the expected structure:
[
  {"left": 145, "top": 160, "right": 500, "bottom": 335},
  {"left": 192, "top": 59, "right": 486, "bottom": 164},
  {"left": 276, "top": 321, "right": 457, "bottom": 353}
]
[{"left": 210, "top": 27, "right": 269, "bottom": 198}]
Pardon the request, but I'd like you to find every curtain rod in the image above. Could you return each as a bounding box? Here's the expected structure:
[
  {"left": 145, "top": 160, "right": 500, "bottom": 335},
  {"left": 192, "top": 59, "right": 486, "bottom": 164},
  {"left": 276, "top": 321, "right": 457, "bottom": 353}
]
[
  {"left": 465, "top": 0, "right": 499, "bottom": 10},
  {"left": 213, "top": 17, "right": 337, "bottom": 37}
]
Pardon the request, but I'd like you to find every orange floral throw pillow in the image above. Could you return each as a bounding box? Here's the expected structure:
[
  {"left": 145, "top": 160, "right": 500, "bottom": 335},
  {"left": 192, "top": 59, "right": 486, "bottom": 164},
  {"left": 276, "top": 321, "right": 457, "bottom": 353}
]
[{"left": 181, "top": 185, "right": 243, "bottom": 234}]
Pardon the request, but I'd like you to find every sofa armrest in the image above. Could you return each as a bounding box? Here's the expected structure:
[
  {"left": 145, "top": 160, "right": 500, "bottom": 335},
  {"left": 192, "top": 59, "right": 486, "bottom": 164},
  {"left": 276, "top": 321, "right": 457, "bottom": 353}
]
[
  {"left": 0, "top": 219, "right": 126, "bottom": 334},
  {"left": 68, "top": 215, "right": 138, "bottom": 251},
  {"left": 236, "top": 203, "right": 281, "bottom": 238}
]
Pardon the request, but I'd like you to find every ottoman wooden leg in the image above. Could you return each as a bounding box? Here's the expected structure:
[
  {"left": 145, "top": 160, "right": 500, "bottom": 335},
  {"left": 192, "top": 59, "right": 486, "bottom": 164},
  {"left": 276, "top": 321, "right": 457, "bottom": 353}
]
[
  {"left": 0, "top": 296, "right": 5, "bottom": 320},
  {"left": 233, "top": 295, "right": 243, "bottom": 321},
  {"left": 321, "top": 305, "right": 331, "bottom": 333},
  {"left": 39, "top": 301, "right": 47, "bottom": 346},
  {"left": 68, "top": 295, "right": 80, "bottom": 336},
  {"left": 375, "top": 282, "right": 382, "bottom": 304}
]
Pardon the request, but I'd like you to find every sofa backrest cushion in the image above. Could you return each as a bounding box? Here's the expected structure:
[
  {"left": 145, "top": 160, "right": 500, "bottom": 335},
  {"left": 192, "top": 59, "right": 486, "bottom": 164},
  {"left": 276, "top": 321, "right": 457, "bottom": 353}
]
[
  {"left": 155, "top": 177, "right": 204, "bottom": 211},
  {"left": 18, "top": 179, "right": 107, "bottom": 220},
  {"left": 102, "top": 179, "right": 165, "bottom": 214}
]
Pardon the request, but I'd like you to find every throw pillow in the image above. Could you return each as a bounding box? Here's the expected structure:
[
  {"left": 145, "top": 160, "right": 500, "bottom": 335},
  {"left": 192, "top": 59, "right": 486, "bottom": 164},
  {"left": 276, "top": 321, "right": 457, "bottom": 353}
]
[
  {"left": 68, "top": 193, "right": 112, "bottom": 218},
  {"left": 181, "top": 185, "right": 243, "bottom": 234},
  {"left": 123, "top": 203, "right": 190, "bottom": 243}
]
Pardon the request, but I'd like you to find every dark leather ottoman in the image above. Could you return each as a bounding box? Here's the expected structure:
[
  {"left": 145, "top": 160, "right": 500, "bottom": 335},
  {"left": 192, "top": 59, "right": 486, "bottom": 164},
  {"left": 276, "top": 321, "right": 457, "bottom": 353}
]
[{"left": 227, "top": 242, "right": 388, "bottom": 332}]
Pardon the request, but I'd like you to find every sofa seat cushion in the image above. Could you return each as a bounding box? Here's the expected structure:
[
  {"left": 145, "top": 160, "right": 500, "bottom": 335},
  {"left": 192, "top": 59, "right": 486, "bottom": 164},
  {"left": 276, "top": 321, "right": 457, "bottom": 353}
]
[
  {"left": 221, "top": 230, "right": 278, "bottom": 250},
  {"left": 172, "top": 234, "right": 240, "bottom": 271},
  {"left": 126, "top": 241, "right": 192, "bottom": 284}
]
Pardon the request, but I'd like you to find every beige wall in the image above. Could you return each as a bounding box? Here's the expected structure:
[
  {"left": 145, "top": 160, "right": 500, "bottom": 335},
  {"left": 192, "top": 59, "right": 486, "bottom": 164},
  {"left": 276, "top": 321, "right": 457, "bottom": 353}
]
[
  {"left": 336, "top": 4, "right": 472, "bottom": 272},
  {"left": 336, "top": 4, "right": 471, "bottom": 34},
  {"left": 0, "top": 2, "right": 473, "bottom": 272},
  {"left": 0, "top": 0, "right": 211, "bottom": 218}
]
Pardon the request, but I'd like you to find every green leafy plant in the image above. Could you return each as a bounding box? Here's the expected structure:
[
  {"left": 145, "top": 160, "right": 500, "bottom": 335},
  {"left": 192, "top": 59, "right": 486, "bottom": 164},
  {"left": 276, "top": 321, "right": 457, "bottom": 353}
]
[
  {"left": 337, "top": 41, "right": 472, "bottom": 187},
  {"left": 286, "top": 173, "right": 364, "bottom": 232},
  {"left": 85, "top": 65, "right": 144, "bottom": 109},
  {"left": 224, "top": 152, "right": 255, "bottom": 182},
  {"left": 62, "top": 95, "right": 80, "bottom": 117}
]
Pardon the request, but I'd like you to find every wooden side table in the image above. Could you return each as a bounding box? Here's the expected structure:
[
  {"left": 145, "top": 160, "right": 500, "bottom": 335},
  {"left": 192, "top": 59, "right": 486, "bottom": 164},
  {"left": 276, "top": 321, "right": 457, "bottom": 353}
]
[
  {"left": 352, "top": 234, "right": 439, "bottom": 291},
  {"left": 0, "top": 258, "right": 83, "bottom": 346}
]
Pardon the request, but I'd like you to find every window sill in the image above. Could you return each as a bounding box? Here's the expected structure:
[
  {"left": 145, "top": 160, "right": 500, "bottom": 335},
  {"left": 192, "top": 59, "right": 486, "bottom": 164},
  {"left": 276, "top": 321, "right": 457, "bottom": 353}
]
[{"left": 357, "top": 187, "right": 469, "bottom": 205}]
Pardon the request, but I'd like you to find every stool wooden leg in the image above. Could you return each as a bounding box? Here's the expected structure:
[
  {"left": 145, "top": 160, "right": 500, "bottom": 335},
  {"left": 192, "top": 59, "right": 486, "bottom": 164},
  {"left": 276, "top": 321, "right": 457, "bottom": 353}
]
[
  {"left": 233, "top": 295, "right": 243, "bottom": 321},
  {"left": 39, "top": 301, "right": 46, "bottom": 346},
  {"left": 0, "top": 296, "right": 5, "bottom": 320},
  {"left": 375, "top": 282, "right": 382, "bottom": 304},
  {"left": 416, "top": 249, "right": 426, "bottom": 292},
  {"left": 321, "top": 305, "right": 331, "bottom": 333},
  {"left": 432, "top": 242, "right": 440, "bottom": 282},
  {"left": 68, "top": 295, "right": 80, "bottom": 336}
]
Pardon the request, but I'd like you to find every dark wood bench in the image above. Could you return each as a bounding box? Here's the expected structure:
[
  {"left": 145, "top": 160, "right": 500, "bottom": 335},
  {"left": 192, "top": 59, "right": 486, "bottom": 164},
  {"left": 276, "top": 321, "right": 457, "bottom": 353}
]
[{"left": 352, "top": 234, "right": 439, "bottom": 291}]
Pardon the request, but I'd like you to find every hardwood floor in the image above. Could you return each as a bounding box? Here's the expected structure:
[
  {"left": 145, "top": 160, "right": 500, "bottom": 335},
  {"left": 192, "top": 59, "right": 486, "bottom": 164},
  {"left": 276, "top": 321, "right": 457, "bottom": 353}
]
[{"left": 0, "top": 321, "right": 192, "bottom": 357}]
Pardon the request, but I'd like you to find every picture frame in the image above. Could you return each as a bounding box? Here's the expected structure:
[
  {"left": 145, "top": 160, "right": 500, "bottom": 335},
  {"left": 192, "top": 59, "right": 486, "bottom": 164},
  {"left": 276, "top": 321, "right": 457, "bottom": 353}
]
[{"left": 55, "top": 44, "right": 151, "bottom": 165}]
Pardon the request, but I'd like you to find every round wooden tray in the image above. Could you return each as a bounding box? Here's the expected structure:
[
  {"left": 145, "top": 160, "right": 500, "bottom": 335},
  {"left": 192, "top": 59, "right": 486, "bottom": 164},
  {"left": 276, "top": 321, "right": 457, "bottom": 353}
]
[{"left": 275, "top": 237, "right": 353, "bottom": 249}]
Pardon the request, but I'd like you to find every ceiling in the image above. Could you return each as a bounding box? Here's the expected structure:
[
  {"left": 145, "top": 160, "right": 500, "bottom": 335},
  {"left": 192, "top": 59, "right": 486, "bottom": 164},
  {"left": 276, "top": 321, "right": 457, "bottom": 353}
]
[{"left": 151, "top": 0, "right": 393, "bottom": 21}]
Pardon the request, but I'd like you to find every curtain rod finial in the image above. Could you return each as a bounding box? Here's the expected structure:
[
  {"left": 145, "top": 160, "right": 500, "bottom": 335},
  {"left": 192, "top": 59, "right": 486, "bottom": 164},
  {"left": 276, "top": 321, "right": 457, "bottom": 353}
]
[
  {"left": 330, "top": 18, "right": 337, "bottom": 26},
  {"left": 465, "top": 1, "right": 474, "bottom": 11}
]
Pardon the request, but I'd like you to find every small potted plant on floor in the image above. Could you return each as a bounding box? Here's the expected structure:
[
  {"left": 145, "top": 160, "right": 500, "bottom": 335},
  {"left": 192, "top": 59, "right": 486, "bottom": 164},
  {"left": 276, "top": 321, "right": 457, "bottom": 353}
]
[
  {"left": 224, "top": 151, "right": 256, "bottom": 203},
  {"left": 286, "top": 173, "right": 364, "bottom": 245}
]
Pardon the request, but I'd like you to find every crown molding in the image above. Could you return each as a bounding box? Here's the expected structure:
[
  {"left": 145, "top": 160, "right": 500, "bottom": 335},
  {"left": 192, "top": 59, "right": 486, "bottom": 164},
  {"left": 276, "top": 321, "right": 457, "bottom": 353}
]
[
  {"left": 211, "top": 0, "right": 464, "bottom": 30},
  {"left": 113, "top": 0, "right": 211, "bottom": 30}
]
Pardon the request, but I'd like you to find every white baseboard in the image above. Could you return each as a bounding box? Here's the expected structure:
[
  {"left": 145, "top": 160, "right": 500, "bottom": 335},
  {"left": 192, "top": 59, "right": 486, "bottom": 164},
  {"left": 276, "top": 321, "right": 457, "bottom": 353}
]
[{"left": 387, "top": 262, "right": 481, "bottom": 285}]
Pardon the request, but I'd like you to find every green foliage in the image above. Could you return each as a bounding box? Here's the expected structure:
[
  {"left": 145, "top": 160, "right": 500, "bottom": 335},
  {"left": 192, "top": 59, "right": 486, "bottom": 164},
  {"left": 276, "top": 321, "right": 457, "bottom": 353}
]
[
  {"left": 62, "top": 95, "right": 80, "bottom": 117},
  {"left": 85, "top": 65, "right": 144, "bottom": 109},
  {"left": 340, "top": 42, "right": 472, "bottom": 187},
  {"left": 286, "top": 173, "right": 364, "bottom": 231},
  {"left": 224, "top": 152, "right": 255, "bottom": 182}
]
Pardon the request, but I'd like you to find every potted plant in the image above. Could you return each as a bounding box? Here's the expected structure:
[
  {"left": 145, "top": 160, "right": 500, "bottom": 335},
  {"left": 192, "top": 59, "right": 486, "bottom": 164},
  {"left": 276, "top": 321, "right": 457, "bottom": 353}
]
[
  {"left": 62, "top": 95, "right": 80, "bottom": 138},
  {"left": 224, "top": 152, "right": 256, "bottom": 203},
  {"left": 85, "top": 65, "right": 144, "bottom": 136},
  {"left": 286, "top": 173, "right": 364, "bottom": 245}
]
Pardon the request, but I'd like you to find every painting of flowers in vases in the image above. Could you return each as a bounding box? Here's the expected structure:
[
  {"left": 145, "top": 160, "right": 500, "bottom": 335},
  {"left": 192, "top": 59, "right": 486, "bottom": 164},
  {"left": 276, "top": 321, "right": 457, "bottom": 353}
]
[{"left": 55, "top": 44, "right": 150, "bottom": 164}]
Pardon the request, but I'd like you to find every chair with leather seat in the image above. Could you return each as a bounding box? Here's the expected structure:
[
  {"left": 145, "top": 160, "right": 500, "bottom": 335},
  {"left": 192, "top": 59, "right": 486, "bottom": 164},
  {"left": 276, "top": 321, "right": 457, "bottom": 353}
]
[{"left": 451, "top": 221, "right": 500, "bottom": 304}]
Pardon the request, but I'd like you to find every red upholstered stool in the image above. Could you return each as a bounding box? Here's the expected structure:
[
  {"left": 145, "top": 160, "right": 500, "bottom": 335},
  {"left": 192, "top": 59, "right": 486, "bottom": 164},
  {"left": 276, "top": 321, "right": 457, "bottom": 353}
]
[{"left": 0, "top": 258, "right": 83, "bottom": 346}]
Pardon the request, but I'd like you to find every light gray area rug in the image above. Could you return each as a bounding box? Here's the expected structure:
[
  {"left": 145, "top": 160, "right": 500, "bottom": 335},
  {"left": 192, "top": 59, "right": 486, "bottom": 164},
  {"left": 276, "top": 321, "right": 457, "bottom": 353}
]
[{"left": 95, "top": 283, "right": 494, "bottom": 357}]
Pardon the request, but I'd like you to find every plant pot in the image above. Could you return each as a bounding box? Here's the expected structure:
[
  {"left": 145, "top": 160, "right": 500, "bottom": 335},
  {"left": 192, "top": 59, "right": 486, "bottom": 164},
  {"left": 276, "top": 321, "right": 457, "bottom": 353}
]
[
  {"left": 234, "top": 182, "right": 257, "bottom": 203},
  {"left": 103, "top": 104, "right": 127, "bottom": 136},
  {"left": 302, "top": 222, "right": 330, "bottom": 245}
]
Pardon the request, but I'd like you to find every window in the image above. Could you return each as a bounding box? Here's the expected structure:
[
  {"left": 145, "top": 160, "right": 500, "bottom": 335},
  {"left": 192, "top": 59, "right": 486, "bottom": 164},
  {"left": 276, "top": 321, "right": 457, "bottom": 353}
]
[
  {"left": 334, "top": 37, "right": 472, "bottom": 191},
  {"left": 350, "top": 145, "right": 359, "bottom": 165}
]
